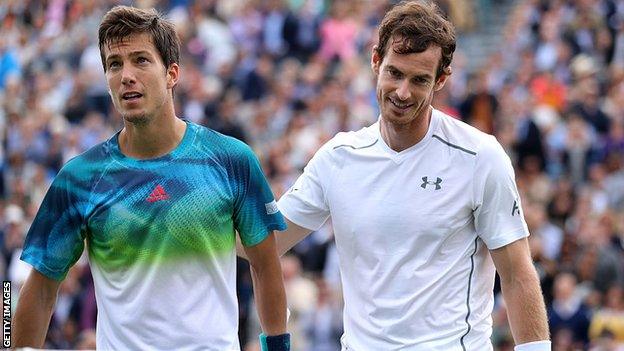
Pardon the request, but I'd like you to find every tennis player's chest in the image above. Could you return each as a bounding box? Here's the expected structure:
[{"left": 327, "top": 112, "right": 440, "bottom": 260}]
[
  {"left": 331, "top": 154, "right": 473, "bottom": 212},
  {"left": 328, "top": 156, "right": 474, "bottom": 252},
  {"left": 85, "top": 166, "right": 235, "bottom": 258}
]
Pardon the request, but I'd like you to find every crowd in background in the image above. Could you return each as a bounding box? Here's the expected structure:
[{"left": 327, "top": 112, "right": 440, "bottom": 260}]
[{"left": 0, "top": 0, "right": 623, "bottom": 350}]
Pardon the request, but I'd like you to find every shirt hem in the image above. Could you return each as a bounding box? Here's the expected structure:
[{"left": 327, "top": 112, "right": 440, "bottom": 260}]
[
  {"left": 483, "top": 228, "right": 529, "bottom": 250},
  {"left": 241, "top": 222, "right": 288, "bottom": 247},
  {"left": 20, "top": 253, "right": 66, "bottom": 281},
  {"left": 278, "top": 205, "right": 326, "bottom": 231}
]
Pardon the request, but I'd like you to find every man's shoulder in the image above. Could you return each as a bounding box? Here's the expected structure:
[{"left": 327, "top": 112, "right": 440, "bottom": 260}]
[
  {"left": 432, "top": 109, "right": 498, "bottom": 157},
  {"left": 434, "top": 111, "right": 513, "bottom": 174},
  {"left": 45, "top": 136, "right": 117, "bottom": 199},
  {"left": 320, "top": 123, "right": 379, "bottom": 155},
  {"left": 188, "top": 122, "right": 253, "bottom": 158},
  {"left": 61, "top": 136, "right": 116, "bottom": 177}
]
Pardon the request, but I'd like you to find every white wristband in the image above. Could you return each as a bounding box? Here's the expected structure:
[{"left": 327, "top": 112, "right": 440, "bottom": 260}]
[{"left": 514, "top": 340, "right": 551, "bottom": 351}]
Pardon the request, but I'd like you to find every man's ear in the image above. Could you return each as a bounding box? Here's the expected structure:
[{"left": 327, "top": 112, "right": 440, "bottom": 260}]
[
  {"left": 434, "top": 66, "right": 452, "bottom": 91},
  {"left": 166, "top": 63, "right": 180, "bottom": 89},
  {"left": 371, "top": 46, "right": 382, "bottom": 75}
]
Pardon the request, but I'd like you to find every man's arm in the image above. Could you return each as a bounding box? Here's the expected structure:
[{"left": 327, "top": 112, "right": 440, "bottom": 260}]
[
  {"left": 13, "top": 269, "right": 61, "bottom": 348},
  {"left": 237, "top": 218, "right": 313, "bottom": 259},
  {"left": 491, "top": 237, "right": 550, "bottom": 346},
  {"left": 243, "top": 231, "right": 288, "bottom": 336}
]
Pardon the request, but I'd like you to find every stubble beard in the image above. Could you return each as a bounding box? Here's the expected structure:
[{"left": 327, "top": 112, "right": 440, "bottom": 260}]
[
  {"left": 119, "top": 94, "right": 169, "bottom": 126},
  {"left": 114, "top": 96, "right": 151, "bottom": 126},
  {"left": 123, "top": 113, "right": 150, "bottom": 126}
]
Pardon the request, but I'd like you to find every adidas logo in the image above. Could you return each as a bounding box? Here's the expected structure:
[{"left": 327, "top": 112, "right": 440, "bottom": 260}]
[{"left": 147, "top": 184, "right": 170, "bottom": 203}]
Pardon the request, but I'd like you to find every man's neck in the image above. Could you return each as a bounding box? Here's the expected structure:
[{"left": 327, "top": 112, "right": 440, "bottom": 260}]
[
  {"left": 379, "top": 107, "right": 432, "bottom": 152},
  {"left": 119, "top": 113, "right": 187, "bottom": 159}
]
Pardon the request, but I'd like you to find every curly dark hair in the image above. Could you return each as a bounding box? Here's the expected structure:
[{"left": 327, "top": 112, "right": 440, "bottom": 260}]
[{"left": 374, "top": 0, "right": 456, "bottom": 78}]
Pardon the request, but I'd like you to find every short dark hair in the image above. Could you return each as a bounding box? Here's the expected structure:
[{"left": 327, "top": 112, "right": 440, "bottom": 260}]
[
  {"left": 98, "top": 6, "right": 180, "bottom": 72},
  {"left": 374, "top": 0, "right": 456, "bottom": 78}
]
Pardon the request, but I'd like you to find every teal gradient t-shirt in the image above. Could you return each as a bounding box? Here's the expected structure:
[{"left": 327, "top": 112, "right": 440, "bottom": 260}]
[{"left": 21, "top": 120, "right": 286, "bottom": 350}]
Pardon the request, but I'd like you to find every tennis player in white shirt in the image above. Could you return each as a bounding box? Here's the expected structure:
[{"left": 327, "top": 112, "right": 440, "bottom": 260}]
[{"left": 242, "top": 1, "right": 551, "bottom": 350}]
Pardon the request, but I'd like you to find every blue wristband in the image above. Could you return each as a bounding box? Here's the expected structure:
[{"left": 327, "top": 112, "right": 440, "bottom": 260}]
[{"left": 259, "top": 333, "right": 290, "bottom": 351}]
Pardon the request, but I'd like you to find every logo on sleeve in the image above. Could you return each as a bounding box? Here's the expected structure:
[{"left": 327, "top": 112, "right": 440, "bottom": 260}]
[
  {"left": 511, "top": 200, "right": 520, "bottom": 216},
  {"left": 421, "top": 176, "right": 442, "bottom": 190},
  {"left": 265, "top": 200, "right": 279, "bottom": 215}
]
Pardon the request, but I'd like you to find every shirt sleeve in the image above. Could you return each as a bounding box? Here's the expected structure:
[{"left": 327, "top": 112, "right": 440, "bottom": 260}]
[
  {"left": 278, "top": 144, "right": 332, "bottom": 231},
  {"left": 20, "top": 166, "right": 87, "bottom": 281},
  {"left": 230, "top": 143, "right": 287, "bottom": 247},
  {"left": 473, "top": 136, "right": 529, "bottom": 249}
]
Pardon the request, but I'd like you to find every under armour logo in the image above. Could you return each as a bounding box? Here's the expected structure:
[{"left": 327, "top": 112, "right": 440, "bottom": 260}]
[
  {"left": 512, "top": 200, "right": 520, "bottom": 216},
  {"left": 421, "top": 176, "right": 442, "bottom": 190}
]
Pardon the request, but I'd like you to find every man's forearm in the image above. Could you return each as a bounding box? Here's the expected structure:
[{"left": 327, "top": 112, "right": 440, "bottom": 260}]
[
  {"left": 250, "top": 261, "right": 287, "bottom": 335},
  {"left": 13, "top": 271, "right": 60, "bottom": 348},
  {"left": 500, "top": 270, "right": 550, "bottom": 344},
  {"left": 236, "top": 219, "right": 313, "bottom": 260}
]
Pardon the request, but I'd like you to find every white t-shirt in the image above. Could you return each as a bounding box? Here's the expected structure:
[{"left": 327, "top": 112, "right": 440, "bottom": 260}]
[{"left": 278, "top": 109, "right": 529, "bottom": 351}]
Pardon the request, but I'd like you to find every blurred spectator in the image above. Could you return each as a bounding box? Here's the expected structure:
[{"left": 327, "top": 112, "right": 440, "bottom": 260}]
[
  {"left": 569, "top": 80, "right": 611, "bottom": 137},
  {"left": 240, "top": 53, "right": 274, "bottom": 101},
  {"left": 195, "top": 6, "right": 237, "bottom": 74},
  {"left": 300, "top": 278, "right": 343, "bottom": 351},
  {"left": 564, "top": 114, "right": 596, "bottom": 186},
  {"left": 282, "top": 0, "right": 321, "bottom": 62},
  {"left": 525, "top": 201, "right": 564, "bottom": 261},
  {"left": 459, "top": 71, "right": 499, "bottom": 134},
  {"left": 281, "top": 254, "right": 317, "bottom": 350},
  {"left": 262, "top": 0, "right": 290, "bottom": 58},
  {"left": 318, "top": 2, "right": 359, "bottom": 63},
  {"left": 437, "top": 0, "right": 476, "bottom": 33},
  {"left": 530, "top": 72, "right": 567, "bottom": 112},
  {"left": 589, "top": 285, "right": 624, "bottom": 347},
  {"left": 547, "top": 272, "right": 591, "bottom": 349},
  {"left": 0, "top": 37, "right": 21, "bottom": 91},
  {"left": 514, "top": 113, "right": 547, "bottom": 175},
  {"left": 547, "top": 177, "right": 576, "bottom": 228}
]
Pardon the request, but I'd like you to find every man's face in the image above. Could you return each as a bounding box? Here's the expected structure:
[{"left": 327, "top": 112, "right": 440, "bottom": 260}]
[
  {"left": 372, "top": 42, "right": 448, "bottom": 126},
  {"left": 103, "top": 32, "right": 178, "bottom": 124}
]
